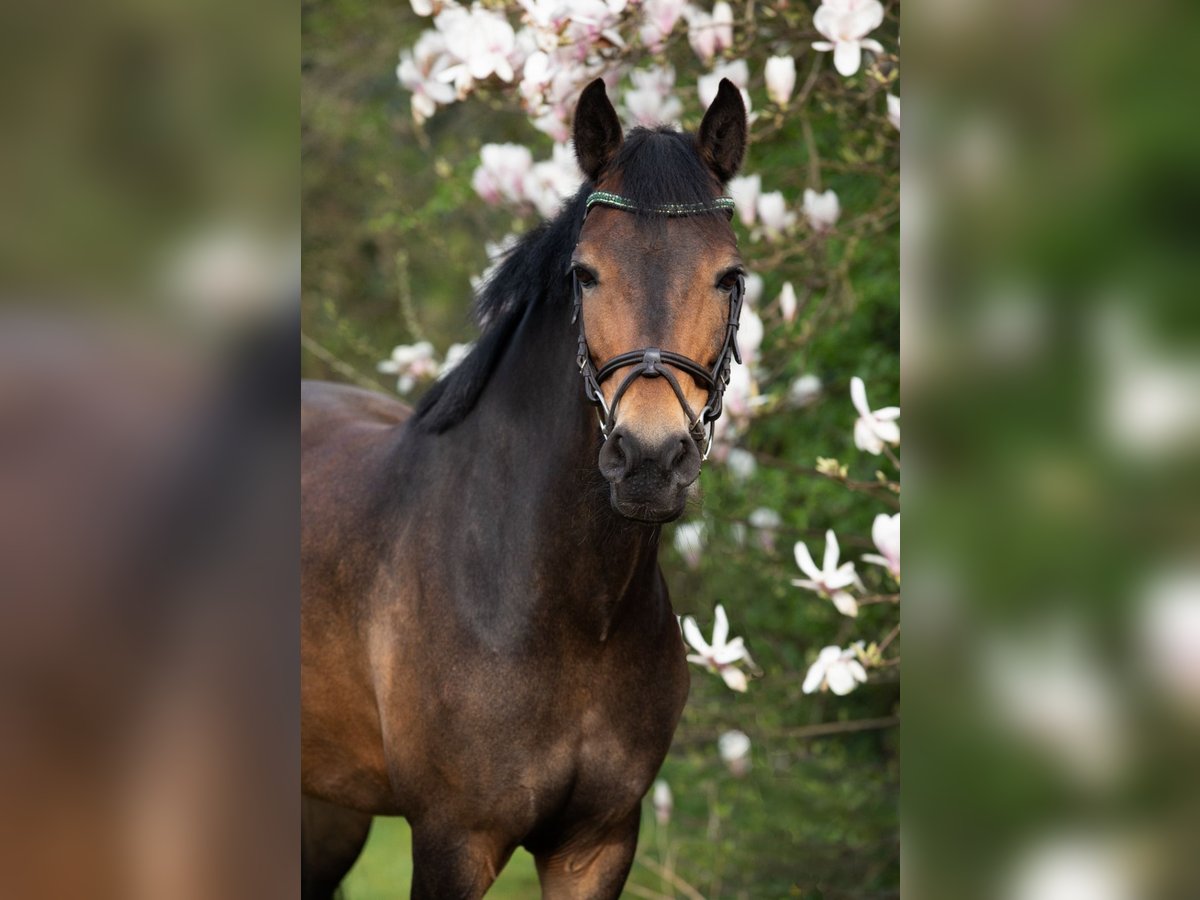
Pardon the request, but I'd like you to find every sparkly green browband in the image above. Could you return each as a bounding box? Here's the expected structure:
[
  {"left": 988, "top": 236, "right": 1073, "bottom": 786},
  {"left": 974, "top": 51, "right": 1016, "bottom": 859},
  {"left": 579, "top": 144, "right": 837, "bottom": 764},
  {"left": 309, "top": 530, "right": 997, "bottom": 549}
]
[{"left": 584, "top": 190, "right": 736, "bottom": 218}]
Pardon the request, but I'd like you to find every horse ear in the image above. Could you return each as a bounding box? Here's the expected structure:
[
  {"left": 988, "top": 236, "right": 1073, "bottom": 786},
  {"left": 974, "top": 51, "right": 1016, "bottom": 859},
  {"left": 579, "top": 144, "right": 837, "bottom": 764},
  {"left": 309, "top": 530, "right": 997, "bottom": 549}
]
[
  {"left": 697, "top": 78, "right": 747, "bottom": 183},
  {"left": 573, "top": 79, "right": 624, "bottom": 181}
]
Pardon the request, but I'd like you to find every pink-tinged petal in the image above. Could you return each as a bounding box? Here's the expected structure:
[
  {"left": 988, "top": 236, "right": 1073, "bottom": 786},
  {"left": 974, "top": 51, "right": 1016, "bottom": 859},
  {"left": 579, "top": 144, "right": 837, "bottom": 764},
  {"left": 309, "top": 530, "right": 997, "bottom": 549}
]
[
  {"left": 682, "top": 616, "right": 709, "bottom": 654},
  {"left": 874, "top": 406, "right": 901, "bottom": 420},
  {"left": 833, "top": 41, "right": 861, "bottom": 77},
  {"left": 831, "top": 591, "right": 859, "bottom": 617},
  {"left": 812, "top": 5, "right": 836, "bottom": 40},
  {"left": 721, "top": 667, "right": 748, "bottom": 692},
  {"left": 792, "top": 578, "right": 821, "bottom": 593},
  {"left": 817, "top": 645, "right": 844, "bottom": 664},
  {"left": 794, "top": 540, "right": 822, "bottom": 581},
  {"left": 849, "top": 660, "right": 868, "bottom": 683},
  {"left": 855, "top": 418, "right": 883, "bottom": 454},
  {"left": 852, "top": 4, "right": 884, "bottom": 37},
  {"left": 827, "top": 663, "right": 857, "bottom": 695},
  {"left": 861, "top": 38, "right": 884, "bottom": 53},
  {"left": 862, "top": 552, "right": 890, "bottom": 569},
  {"left": 850, "top": 376, "right": 871, "bottom": 417},
  {"left": 712, "top": 603, "right": 730, "bottom": 649},
  {"left": 823, "top": 529, "right": 840, "bottom": 572},
  {"left": 812, "top": 41, "right": 834, "bottom": 52},
  {"left": 685, "top": 653, "right": 710, "bottom": 667},
  {"left": 825, "top": 567, "right": 858, "bottom": 591}
]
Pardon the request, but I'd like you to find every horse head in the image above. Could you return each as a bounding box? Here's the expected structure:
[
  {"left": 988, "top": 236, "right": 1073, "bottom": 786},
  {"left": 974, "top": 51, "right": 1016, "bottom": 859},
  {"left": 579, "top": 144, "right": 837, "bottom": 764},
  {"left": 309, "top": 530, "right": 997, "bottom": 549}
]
[{"left": 570, "top": 77, "right": 747, "bottom": 524}]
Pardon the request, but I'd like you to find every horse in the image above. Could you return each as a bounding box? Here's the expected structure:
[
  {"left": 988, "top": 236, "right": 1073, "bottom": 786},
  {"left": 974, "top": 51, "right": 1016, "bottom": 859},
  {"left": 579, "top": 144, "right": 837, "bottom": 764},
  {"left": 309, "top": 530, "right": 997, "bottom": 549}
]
[{"left": 301, "top": 77, "right": 748, "bottom": 899}]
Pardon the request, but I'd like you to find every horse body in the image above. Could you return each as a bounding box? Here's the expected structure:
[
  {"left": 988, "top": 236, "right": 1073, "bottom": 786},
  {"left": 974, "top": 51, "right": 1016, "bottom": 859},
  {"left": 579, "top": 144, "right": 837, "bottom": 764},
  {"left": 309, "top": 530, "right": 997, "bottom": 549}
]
[
  {"left": 301, "top": 302, "right": 690, "bottom": 896},
  {"left": 302, "top": 77, "right": 747, "bottom": 898}
]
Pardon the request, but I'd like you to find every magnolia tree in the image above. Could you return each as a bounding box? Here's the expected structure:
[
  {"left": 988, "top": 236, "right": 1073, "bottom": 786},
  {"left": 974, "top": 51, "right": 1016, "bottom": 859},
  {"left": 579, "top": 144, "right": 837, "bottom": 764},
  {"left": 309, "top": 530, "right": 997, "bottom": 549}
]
[{"left": 386, "top": 0, "right": 899, "bottom": 824}]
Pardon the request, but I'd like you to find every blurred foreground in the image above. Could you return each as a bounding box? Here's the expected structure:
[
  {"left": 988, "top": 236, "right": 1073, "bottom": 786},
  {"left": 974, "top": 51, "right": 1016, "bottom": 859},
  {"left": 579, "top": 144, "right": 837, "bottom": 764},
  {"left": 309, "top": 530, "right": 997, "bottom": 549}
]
[
  {"left": 906, "top": 0, "right": 1200, "bottom": 897},
  {"left": 0, "top": 0, "right": 296, "bottom": 896}
]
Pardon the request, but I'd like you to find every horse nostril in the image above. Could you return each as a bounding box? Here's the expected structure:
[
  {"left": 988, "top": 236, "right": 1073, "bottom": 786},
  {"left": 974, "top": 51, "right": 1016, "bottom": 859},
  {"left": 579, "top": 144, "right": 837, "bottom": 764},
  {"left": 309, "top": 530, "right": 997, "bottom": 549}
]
[
  {"left": 598, "top": 429, "right": 633, "bottom": 482},
  {"left": 668, "top": 438, "right": 689, "bottom": 470}
]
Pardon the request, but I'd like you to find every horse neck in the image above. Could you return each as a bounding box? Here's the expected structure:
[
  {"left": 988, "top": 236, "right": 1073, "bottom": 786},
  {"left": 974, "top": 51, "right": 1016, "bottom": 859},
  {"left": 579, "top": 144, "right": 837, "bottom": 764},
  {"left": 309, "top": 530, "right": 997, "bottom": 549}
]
[{"left": 458, "top": 289, "right": 665, "bottom": 637}]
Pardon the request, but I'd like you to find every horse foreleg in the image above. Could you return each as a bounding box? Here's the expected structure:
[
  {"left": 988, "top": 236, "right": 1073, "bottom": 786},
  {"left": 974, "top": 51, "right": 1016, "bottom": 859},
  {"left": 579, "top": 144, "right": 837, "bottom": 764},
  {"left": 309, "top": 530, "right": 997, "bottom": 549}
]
[
  {"left": 532, "top": 808, "right": 641, "bottom": 900},
  {"left": 300, "top": 794, "right": 372, "bottom": 900},
  {"left": 409, "top": 823, "right": 513, "bottom": 900}
]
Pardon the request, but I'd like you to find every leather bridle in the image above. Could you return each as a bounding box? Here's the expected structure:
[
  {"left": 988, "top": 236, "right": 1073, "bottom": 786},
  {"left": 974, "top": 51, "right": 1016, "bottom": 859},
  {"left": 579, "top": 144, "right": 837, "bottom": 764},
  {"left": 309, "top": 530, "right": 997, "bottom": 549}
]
[{"left": 571, "top": 191, "right": 745, "bottom": 460}]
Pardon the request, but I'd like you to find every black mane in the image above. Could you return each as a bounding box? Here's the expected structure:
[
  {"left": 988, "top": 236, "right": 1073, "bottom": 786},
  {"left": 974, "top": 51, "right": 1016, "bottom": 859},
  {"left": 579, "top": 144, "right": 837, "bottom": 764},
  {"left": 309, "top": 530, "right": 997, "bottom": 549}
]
[{"left": 413, "top": 127, "right": 725, "bottom": 434}]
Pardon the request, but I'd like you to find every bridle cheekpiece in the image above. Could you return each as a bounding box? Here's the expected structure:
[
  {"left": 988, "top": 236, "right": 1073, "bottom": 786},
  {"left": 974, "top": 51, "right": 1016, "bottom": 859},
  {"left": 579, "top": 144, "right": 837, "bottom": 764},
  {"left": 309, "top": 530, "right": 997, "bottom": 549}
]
[{"left": 572, "top": 190, "right": 745, "bottom": 460}]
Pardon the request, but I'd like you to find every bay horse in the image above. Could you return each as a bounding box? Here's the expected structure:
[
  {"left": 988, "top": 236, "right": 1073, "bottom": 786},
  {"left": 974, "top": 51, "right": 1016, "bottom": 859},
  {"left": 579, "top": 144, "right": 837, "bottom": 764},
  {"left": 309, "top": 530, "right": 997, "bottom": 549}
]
[{"left": 301, "top": 77, "right": 747, "bottom": 899}]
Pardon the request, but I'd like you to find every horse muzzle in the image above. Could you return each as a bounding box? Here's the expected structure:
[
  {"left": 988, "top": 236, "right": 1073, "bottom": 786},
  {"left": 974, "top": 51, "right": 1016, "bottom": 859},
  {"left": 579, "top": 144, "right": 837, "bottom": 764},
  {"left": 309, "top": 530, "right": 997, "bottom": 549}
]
[{"left": 598, "top": 425, "right": 701, "bottom": 523}]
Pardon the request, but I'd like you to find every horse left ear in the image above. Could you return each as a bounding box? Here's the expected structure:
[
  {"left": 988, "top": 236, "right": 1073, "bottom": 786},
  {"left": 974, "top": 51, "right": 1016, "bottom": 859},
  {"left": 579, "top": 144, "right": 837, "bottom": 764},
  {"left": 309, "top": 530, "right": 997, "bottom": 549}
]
[
  {"left": 697, "top": 78, "right": 747, "bottom": 183},
  {"left": 573, "top": 79, "right": 624, "bottom": 181}
]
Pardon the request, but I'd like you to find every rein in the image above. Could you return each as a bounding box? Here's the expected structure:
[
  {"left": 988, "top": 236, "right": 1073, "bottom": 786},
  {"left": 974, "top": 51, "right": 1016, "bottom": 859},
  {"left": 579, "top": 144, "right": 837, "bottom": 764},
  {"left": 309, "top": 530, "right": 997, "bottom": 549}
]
[{"left": 571, "top": 190, "right": 745, "bottom": 460}]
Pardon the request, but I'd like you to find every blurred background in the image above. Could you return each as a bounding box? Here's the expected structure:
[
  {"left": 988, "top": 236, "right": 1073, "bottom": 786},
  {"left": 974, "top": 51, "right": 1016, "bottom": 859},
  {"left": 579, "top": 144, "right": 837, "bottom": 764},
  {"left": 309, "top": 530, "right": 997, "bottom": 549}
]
[{"left": 303, "top": 0, "right": 899, "bottom": 897}]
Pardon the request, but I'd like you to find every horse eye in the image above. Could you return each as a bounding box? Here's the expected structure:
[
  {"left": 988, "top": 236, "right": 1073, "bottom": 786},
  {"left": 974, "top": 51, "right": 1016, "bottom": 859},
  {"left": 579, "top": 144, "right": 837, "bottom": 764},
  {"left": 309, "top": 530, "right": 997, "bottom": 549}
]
[
  {"left": 572, "top": 266, "right": 597, "bottom": 289},
  {"left": 717, "top": 271, "right": 742, "bottom": 292}
]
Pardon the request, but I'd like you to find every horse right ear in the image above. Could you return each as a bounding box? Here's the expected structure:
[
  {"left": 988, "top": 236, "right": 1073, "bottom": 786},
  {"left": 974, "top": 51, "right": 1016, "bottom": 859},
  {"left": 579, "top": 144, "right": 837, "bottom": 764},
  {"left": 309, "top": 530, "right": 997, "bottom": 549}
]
[{"left": 573, "top": 79, "right": 624, "bottom": 181}]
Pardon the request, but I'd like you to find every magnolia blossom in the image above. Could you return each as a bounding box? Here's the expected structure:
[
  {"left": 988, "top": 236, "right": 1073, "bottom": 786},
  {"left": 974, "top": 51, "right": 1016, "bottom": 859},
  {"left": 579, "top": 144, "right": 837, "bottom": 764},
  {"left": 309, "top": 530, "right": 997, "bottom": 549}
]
[
  {"left": 685, "top": 1, "right": 734, "bottom": 65},
  {"left": 778, "top": 281, "right": 798, "bottom": 322},
  {"left": 652, "top": 779, "right": 673, "bottom": 825},
  {"left": 717, "top": 729, "right": 751, "bottom": 777},
  {"left": 725, "top": 447, "right": 756, "bottom": 481},
  {"left": 472, "top": 143, "right": 534, "bottom": 205},
  {"left": 789, "top": 373, "right": 823, "bottom": 407},
  {"left": 851, "top": 375, "right": 900, "bottom": 454},
  {"left": 764, "top": 55, "right": 796, "bottom": 106},
  {"left": 755, "top": 191, "right": 796, "bottom": 240},
  {"left": 748, "top": 507, "right": 781, "bottom": 553},
  {"left": 640, "top": 0, "right": 687, "bottom": 51},
  {"left": 887, "top": 92, "right": 900, "bottom": 129},
  {"left": 410, "top": 0, "right": 434, "bottom": 15},
  {"left": 622, "top": 64, "right": 683, "bottom": 126},
  {"left": 743, "top": 272, "right": 764, "bottom": 307},
  {"left": 673, "top": 521, "right": 705, "bottom": 570},
  {"left": 379, "top": 341, "right": 440, "bottom": 394},
  {"left": 803, "top": 188, "right": 840, "bottom": 232},
  {"left": 681, "top": 604, "right": 754, "bottom": 692},
  {"left": 435, "top": 4, "right": 519, "bottom": 91},
  {"left": 793, "top": 529, "right": 861, "bottom": 617},
  {"left": 397, "top": 32, "right": 458, "bottom": 124},
  {"left": 812, "top": 0, "right": 885, "bottom": 77},
  {"left": 527, "top": 142, "right": 583, "bottom": 218},
  {"left": 697, "top": 59, "right": 750, "bottom": 112},
  {"left": 727, "top": 174, "right": 761, "bottom": 227},
  {"left": 863, "top": 512, "right": 900, "bottom": 580},
  {"left": 803, "top": 643, "right": 869, "bottom": 695}
]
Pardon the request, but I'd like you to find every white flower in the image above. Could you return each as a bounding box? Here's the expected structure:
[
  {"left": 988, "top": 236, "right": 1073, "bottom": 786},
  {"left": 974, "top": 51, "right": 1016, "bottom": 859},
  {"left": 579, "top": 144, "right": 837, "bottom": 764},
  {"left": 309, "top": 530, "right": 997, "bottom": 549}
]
[
  {"left": 743, "top": 272, "right": 764, "bottom": 307},
  {"left": 685, "top": 2, "right": 733, "bottom": 64},
  {"left": 640, "top": 0, "right": 687, "bottom": 51},
  {"left": 681, "top": 604, "right": 754, "bottom": 692},
  {"left": 435, "top": 5, "right": 518, "bottom": 87},
  {"left": 850, "top": 375, "right": 900, "bottom": 454},
  {"left": 862, "top": 512, "right": 900, "bottom": 580},
  {"left": 378, "top": 341, "right": 439, "bottom": 394},
  {"left": 697, "top": 59, "right": 750, "bottom": 111},
  {"left": 887, "top": 92, "right": 900, "bottom": 130},
  {"left": 527, "top": 143, "right": 583, "bottom": 218},
  {"left": 764, "top": 55, "right": 796, "bottom": 106},
  {"left": 472, "top": 143, "right": 533, "bottom": 205},
  {"left": 673, "top": 521, "right": 705, "bottom": 569},
  {"left": 755, "top": 191, "right": 796, "bottom": 240},
  {"left": 652, "top": 779, "right": 673, "bottom": 825},
  {"left": 812, "top": 0, "right": 885, "bottom": 77},
  {"left": 803, "top": 188, "right": 840, "bottom": 232},
  {"left": 623, "top": 76, "right": 682, "bottom": 126},
  {"left": 778, "top": 281, "right": 798, "bottom": 322},
  {"left": 717, "top": 729, "right": 751, "bottom": 776},
  {"left": 748, "top": 506, "right": 781, "bottom": 553},
  {"left": 725, "top": 447, "right": 756, "bottom": 481},
  {"left": 788, "top": 373, "right": 822, "bottom": 407},
  {"left": 396, "top": 31, "right": 458, "bottom": 124},
  {"left": 803, "top": 643, "right": 869, "bottom": 695},
  {"left": 727, "top": 174, "right": 761, "bottom": 227},
  {"left": 410, "top": 0, "right": 433, "bottom": 15},
  {"left": 793, "top": 529, "right": 861, "bottom": 597}
]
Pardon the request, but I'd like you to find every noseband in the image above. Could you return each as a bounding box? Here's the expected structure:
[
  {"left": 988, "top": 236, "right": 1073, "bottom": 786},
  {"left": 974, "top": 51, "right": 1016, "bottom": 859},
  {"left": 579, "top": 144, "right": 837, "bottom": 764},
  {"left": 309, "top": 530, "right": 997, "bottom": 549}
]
[{"left": 571, "top": 191, "right": 745, "bottom": 460}]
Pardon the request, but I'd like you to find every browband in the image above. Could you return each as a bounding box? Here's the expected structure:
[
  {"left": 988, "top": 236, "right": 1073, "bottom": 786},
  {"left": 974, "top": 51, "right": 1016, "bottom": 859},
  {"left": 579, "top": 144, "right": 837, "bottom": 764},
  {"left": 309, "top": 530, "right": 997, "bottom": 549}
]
[{"left": 584, "top": 190, "right": 736, "bottom": 218}]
